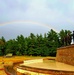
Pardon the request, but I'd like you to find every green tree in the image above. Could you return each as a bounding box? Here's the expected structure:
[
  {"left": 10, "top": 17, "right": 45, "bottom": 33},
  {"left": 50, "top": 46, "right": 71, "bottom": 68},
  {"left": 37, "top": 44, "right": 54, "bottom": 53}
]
[
  {"left": 59, "top": 30, "right": 72, "bottom": 46},
  {"left": 5, "top": 39, "right": 14, "bottom": 54},
  {"left": 0, "top": 36, "right": 6, "bottom": 55},
  {"left": 47, "top": 29, "right": 59, "bottom": 56},
  {"left": 16, "top": 35, "right": 25, "bottom": 55}
]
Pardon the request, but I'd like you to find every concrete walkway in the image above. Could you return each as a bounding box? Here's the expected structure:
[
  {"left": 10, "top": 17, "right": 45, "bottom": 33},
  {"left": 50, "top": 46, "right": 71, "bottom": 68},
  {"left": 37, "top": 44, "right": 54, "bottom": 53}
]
[
  {"left": 20, "top": 59, "right": 74, "bottom": 72},
  {"left": 28, "top": 60, "right": 74, "bottom": 71}
]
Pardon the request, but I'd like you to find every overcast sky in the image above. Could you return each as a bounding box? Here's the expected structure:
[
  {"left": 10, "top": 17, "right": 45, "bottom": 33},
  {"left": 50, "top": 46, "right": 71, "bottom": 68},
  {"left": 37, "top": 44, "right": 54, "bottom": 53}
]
[{"left": 0, "top": 0, "right": 74, "bottom": 40}]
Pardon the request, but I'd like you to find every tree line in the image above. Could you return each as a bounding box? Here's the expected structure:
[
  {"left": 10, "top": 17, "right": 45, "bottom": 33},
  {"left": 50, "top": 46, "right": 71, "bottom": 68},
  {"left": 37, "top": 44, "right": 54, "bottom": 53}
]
[{"left": 0, "top": 29, "right": 73, "bottom": 56}]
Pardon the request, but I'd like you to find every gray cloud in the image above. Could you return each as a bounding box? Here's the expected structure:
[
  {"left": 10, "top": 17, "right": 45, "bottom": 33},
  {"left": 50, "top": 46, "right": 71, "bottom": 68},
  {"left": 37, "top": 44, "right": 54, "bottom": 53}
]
[{"left": 0, "top": 0, "right": 74, "bottom": 40}]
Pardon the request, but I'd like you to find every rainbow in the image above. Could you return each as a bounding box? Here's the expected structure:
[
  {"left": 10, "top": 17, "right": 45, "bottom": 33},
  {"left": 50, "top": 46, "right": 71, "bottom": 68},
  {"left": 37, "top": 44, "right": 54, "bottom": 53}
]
[{"left": 0, "top": 20, "right": 59, "bottom": 33}]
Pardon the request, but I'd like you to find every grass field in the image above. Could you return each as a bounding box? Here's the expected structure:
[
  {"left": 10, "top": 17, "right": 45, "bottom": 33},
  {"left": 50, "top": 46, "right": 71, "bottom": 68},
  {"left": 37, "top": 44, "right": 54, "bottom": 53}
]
[{"left": 0, "top": 56, "right": 55, "bottom": 75}]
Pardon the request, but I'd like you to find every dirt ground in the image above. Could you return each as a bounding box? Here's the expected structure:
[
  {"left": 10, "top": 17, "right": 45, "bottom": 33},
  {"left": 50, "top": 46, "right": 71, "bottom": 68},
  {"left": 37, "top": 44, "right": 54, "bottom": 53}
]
[{"left": 0, "top": 56, "right": 53, "bottom": 75}]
